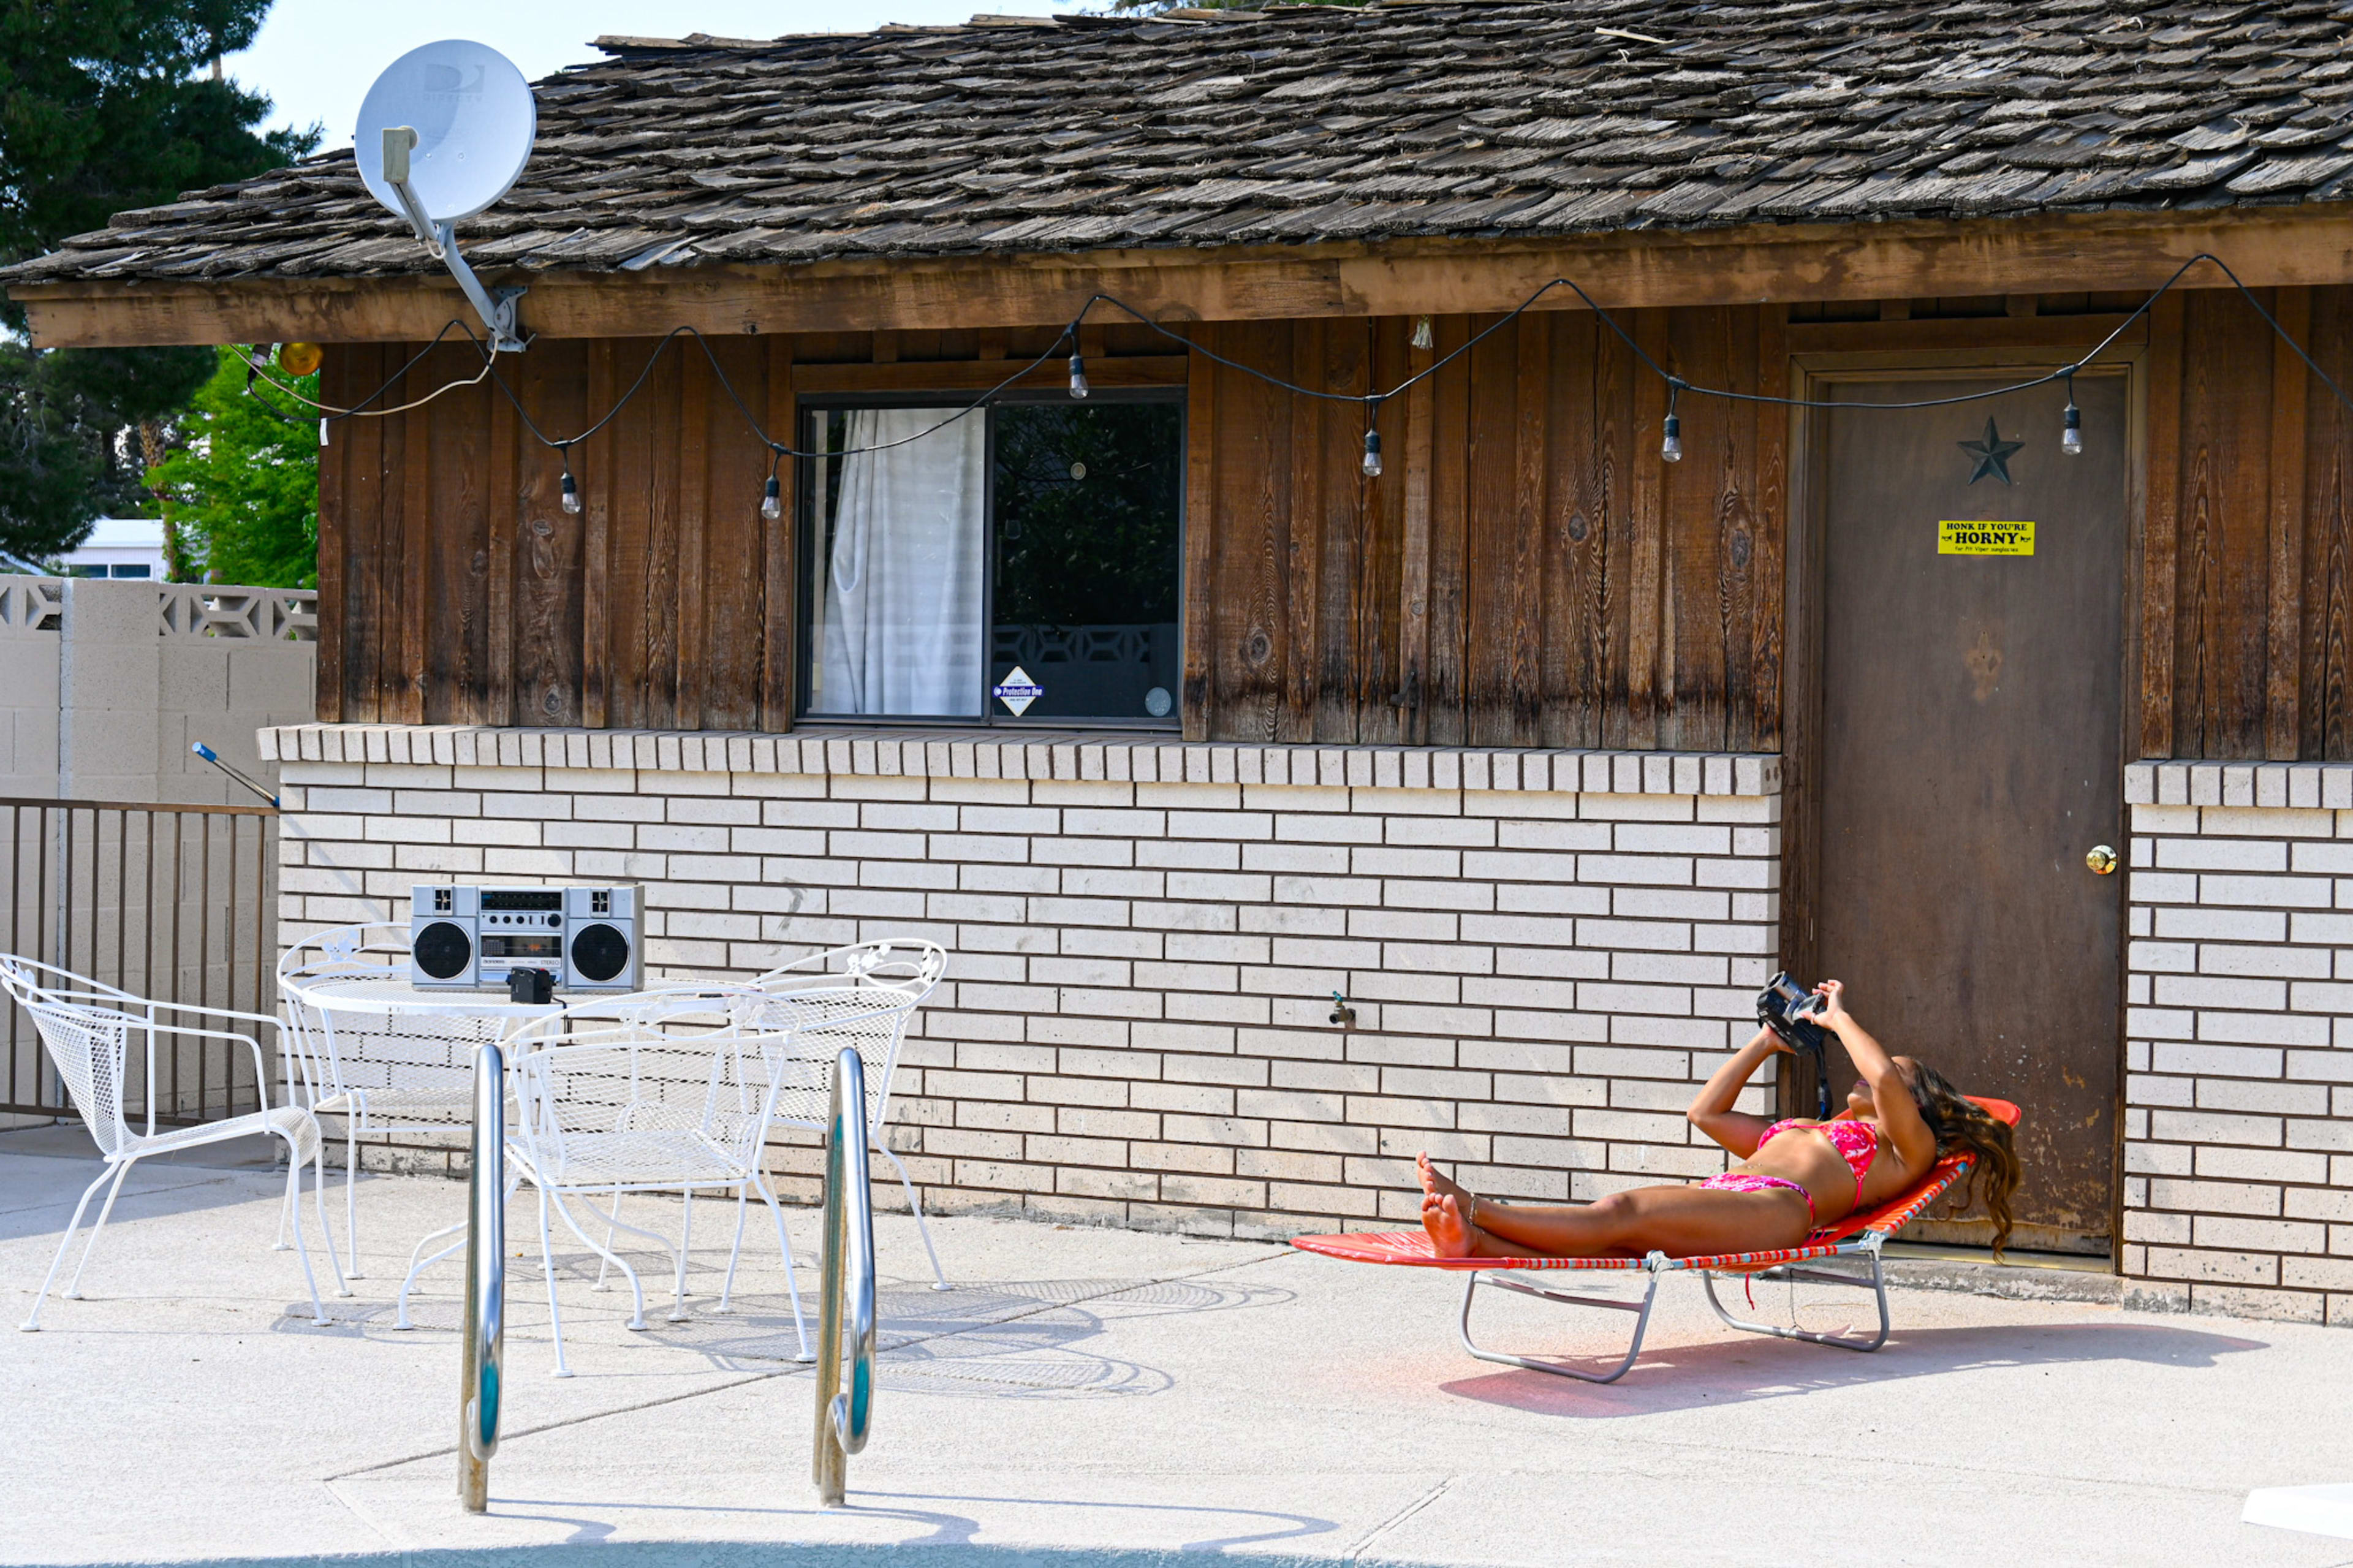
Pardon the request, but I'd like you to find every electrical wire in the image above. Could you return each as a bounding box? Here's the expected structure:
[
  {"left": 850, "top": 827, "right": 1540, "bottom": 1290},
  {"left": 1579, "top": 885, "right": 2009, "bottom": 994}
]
[
  {"left": 477, "top": 321, "right": 1083, "bottom": 463},
  {"left": 243, "top": 319, "right": 491, "bottom": 419},
  {"left": 242, "top": 249, "right": 2353, "bottom": 495},
  {"left": 1094, "top": 254, "right": 2353, "bottom": 424}
]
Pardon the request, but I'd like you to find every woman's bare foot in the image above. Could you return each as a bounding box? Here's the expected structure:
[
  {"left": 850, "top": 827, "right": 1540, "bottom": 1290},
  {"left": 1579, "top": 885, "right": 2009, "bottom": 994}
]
[
  {"left": 1417, "top": 1151, "right": 1469, "bottom": 1204},
  {"left": 1422, "top": 1191, "right": 1479, "bottom": 1258}
]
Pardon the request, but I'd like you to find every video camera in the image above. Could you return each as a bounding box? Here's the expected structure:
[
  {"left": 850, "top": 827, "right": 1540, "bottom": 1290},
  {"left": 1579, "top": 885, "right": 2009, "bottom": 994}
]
[{"left": 1756, "top": 971, "right": 1834, "bottom": 1118}]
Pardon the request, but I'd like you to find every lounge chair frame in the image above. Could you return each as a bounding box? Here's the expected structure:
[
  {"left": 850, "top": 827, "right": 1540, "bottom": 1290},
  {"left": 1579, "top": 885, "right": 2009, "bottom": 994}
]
[
  {"left": 1457, "top": 1230, "right": 1890, "bottom": 1384},
  {"left": 1296, "top": 1097, "right": 2018, "bottom": 1385}
]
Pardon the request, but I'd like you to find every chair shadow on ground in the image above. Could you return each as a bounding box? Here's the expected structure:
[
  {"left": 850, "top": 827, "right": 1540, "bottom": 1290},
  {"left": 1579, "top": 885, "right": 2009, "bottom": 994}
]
[
  {"left": 484, "top": 1488, "right": 1337, "bottom": 1555},
  {"left": 161, "top": 1528, "right": 1370, "bottom": 1568},
  {"left": 0, "top": 1131, "right": 300, "bottom": 1244},
  {"left": 656, "top": 1274, "right": 1295, "bottom": 1399},
  {"left": 292, "top": 1238, "right": 1294, "bottom": 1405},
  {"left": 1440, "top": 1316, "right": 2272, "bottom": 1418}
]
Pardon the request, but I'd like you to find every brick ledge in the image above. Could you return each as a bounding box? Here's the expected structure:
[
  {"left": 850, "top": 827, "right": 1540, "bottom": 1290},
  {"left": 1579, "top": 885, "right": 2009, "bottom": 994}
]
[
  {"left": 2126, "top": 760, "right": 2353, "bottom": 810},
  {"left": 260, "top": 723, "right": 1783, "bottom": 796}
]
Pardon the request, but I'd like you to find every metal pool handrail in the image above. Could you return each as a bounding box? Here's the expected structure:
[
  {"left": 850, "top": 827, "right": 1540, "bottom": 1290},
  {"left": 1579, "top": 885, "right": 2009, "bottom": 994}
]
[
  {"left": 458, "top": 1039, "right": 505, "bottom": 1512},
  {"left": 813, "top": 1045, "right": 876, "bottom": 1507}
]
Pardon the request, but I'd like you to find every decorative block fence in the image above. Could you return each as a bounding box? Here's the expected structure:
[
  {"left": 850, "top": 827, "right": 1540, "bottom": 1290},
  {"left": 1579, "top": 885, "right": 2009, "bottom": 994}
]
[
  {"left": 262, "top": 725, "right": 1781, "bottom": 1237},
  {"left": 2125, "top": 760, "right": 2353, "bottom": 1325},
  {"left": 1, "top": 577, "right": 316, "bottom": 801}
]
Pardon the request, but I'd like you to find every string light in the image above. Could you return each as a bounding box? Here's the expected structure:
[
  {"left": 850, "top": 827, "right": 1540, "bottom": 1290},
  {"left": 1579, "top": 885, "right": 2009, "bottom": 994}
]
[{"left": 263, "top": 253, "right": 2341, "bottom": 517}]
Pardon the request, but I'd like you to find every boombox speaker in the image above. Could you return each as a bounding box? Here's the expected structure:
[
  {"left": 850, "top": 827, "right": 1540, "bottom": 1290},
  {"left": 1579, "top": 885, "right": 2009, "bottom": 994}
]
[{"left": 409, "top": 884, "right": 643, "bottom": 992}]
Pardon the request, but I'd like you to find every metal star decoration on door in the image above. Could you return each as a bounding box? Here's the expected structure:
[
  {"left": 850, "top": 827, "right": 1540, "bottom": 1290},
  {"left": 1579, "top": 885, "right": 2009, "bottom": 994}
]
[{"left": 1958, "top": 417, "right": 2025, "bottom": 485}]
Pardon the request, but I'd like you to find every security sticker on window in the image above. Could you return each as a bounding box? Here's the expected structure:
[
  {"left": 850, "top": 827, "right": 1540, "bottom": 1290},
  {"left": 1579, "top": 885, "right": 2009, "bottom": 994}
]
[
  {"left": 993, "top": 665, "right": 1044, "bottom": 716},
  {"left": 1938, "top": 520, "right": 2035, "bottom": 557}
]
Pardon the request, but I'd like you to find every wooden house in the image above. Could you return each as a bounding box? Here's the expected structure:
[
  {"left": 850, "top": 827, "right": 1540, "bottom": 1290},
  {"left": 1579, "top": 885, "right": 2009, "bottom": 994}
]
[{"left": 20, "top": 0, "right": 2353, "bottom": 1318}]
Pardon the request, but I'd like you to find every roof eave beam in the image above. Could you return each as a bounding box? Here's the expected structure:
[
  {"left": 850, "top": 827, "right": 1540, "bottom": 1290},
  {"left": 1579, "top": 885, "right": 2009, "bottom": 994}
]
[{"left": 19, "top": 204, "right": 2353, "bottom": 349}]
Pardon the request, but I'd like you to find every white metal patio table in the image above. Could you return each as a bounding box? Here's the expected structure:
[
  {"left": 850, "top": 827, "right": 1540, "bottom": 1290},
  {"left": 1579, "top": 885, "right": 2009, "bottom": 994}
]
[
  {"left": 276, "top": 971, "right": 548, "bottom": 1510},
  {"left": 275, "top": 972, "right": 562, "bottom": 1298}
]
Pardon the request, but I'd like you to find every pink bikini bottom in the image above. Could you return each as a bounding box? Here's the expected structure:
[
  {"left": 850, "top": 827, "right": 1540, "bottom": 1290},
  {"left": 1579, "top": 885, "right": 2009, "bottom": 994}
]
[{"left": 1697, "top": 1172, "right": 1815, "bottom": 1224}]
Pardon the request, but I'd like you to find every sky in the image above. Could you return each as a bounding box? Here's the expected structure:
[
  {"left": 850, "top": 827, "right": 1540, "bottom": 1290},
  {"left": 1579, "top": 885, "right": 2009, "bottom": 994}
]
[{"left": 224, "top": 0, "right": 1088, "bottom": 150}]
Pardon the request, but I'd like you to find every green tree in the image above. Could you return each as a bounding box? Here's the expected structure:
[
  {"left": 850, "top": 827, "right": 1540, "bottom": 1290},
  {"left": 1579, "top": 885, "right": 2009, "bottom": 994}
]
[
  {"left": 0, "top": 1, "right": 317, "bottom": 567},
  {"left": 0, "top": 337, "right": 108, "bottom": 561},
  {"left": 149, "top": 344, "right": 316, "bottom": 587}
]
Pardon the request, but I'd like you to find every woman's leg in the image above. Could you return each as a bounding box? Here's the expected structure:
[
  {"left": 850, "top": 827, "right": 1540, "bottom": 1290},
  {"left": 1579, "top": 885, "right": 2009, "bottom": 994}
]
[{"left": 1422, "top": 1182, "right": 1810, "bottom": 1260}]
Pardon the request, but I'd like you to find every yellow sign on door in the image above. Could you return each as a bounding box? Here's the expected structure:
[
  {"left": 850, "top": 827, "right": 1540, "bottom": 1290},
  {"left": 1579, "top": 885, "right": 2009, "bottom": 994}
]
[{"left": 1939, "top": 520, "right": 2035, "bottom": 556}]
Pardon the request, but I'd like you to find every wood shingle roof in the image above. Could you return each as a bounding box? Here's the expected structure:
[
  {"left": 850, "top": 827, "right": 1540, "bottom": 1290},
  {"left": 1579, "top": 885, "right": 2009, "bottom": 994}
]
[{"left": 13, "top": 0, "right": 2353, "bottom": 287}]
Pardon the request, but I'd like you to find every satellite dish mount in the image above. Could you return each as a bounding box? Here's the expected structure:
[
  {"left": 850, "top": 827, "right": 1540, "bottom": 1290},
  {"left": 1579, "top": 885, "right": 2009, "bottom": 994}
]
[
  {"left": 381, "top": 125, "right": 525, "bottom": 352},
  {"left": 357, "top": 40, "right": 539, "bottom": 354}
]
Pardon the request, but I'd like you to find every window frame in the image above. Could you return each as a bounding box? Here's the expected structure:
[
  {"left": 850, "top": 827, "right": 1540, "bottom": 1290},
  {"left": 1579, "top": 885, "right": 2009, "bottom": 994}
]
[{"left": 795, "top": 385, "right": 1188, "bottom": 731}]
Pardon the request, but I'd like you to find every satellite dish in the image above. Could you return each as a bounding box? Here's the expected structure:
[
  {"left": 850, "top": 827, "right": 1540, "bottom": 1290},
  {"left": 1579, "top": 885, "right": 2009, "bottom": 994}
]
[{"left": 355, "top": 40, "right": 536, "bottom": 226}]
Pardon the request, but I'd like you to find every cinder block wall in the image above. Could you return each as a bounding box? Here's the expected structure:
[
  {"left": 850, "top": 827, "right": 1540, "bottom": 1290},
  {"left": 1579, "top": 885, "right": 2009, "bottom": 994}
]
[
  {"left": 2126, "top": 760, "right": 2353, "bottom": 1325},
  {"left": 0, "top": 578, "right": 316, "bottom": 803},
  {"left": 0, "top": 578, "right": 63, "bottom": 798},
  {"left": 263, "top": 725, "right": 1783, "bottom": 1237}
]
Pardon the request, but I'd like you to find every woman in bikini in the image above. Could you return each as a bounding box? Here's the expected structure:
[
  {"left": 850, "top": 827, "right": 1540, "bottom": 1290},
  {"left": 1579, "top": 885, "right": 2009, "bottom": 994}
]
[{"left": 1419, "top": 979, "right": 2021, "bottom": 1260}]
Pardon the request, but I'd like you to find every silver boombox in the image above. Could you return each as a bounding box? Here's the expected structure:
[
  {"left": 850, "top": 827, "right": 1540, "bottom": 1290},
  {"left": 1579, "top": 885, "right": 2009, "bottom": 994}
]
[{"left": 408, "top": 884, "right": 643, "bottom": 992}]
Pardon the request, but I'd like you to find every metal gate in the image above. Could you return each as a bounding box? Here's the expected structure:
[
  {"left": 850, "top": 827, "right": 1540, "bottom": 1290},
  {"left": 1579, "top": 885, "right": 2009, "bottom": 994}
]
[{"left": 2, "top": 797, "right": 278, "bottom": 1123}]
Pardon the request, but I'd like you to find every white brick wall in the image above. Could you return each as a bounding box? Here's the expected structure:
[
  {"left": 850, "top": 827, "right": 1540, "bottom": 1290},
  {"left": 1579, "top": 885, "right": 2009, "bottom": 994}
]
[
  {"left": 262, "top": 724, "right": 1781, "bottom": 1238},
  {"left": 2124, "top": 760, "right": 2353, "bottom": 1324}
]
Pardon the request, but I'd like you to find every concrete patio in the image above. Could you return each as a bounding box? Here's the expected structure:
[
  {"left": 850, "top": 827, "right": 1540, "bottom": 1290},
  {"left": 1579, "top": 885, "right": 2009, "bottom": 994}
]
[{"left": 2, "top": 1124, "right": 2347, "bottom": 1568}]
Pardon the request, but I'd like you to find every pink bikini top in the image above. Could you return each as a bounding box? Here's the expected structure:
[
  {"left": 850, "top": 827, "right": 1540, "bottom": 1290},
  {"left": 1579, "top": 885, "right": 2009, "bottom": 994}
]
[{"left": 1757, "top": 1117, "right": 1881, "bottom": 1205}]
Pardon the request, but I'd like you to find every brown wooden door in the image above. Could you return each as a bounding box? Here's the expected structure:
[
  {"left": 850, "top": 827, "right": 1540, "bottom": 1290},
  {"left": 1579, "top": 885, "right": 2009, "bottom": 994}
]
[{"left": 1810, "top": 372, "right": 2127, "bottom": 1255}]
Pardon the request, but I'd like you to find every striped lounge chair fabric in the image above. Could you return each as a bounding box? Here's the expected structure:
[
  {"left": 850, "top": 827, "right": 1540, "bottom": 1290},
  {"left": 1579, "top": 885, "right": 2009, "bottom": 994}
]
[{"left": 1290, "top": 1097, "right": 2021, "bottom": 1384}]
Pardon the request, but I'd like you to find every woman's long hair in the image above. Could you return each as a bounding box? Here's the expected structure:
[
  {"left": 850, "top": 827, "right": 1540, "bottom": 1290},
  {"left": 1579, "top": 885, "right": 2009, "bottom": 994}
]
[{"left": 1904, "top": 1060, "right": 2022, "bottom": 1259}]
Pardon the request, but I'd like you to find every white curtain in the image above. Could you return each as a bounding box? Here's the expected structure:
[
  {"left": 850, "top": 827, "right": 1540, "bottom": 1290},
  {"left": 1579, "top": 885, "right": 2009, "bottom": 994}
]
[{"left": 816, "top": 408, "right": 985, "bottom": 716}]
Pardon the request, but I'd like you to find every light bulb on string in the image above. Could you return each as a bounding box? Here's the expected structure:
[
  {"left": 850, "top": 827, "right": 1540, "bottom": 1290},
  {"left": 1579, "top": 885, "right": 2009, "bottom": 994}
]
[
  {"left": 2061, "top": 376, "right": 2083, "bottom": 456},
  {"left": 1661, "top": 381, "right": 1685, "bottom": 463},
  {"left": 559, "top": 456, "right": 582, "bottom": 515},
  {"left": 761, "top": 474, "right": 783, "bottom": 521},
  {"left": 1362, "top": 427, "right": 1383, "bottom": 478},
  {"left": 1069, "top": 351, "right": 1089, "bottom": 399}
]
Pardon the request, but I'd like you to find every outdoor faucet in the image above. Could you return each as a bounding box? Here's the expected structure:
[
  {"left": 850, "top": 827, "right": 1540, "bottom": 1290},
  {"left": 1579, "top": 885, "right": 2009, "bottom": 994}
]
[{"left": 1328, "top": 991, "right": 1357, "bottom": 1029}]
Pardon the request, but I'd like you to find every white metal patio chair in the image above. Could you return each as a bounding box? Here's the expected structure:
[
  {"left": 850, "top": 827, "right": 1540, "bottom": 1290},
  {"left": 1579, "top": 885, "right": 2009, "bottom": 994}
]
[
  {"left": 743, "top": 941, "right": 950, "bottom": 1289},
  {"left": 494, "top": 989, "right": 815, "bottom": 1376},
  {"left": 0, "top": 955, "right": 344, "bottom": 1331},
  {"left": 753, "top": 939, "right": 949, "bottom": 1001},
  {"left": 278, "top": 923, "right": 510, "bottom": 1276}
]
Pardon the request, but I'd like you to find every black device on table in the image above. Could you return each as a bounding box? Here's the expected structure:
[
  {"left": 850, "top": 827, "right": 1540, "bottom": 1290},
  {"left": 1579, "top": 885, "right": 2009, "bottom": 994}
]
[
  {"left": 1756, "top": 971, "right": 1834, "bottom": 1119},
  {"left": 506, "top": 968, "right": 555, "bottom": 1006}
]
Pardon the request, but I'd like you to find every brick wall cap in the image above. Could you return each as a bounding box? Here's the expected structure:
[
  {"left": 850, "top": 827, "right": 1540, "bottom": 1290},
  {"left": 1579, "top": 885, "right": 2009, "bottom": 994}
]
[
  {"left": 2129, "top": 761, "right": 2353, "bottom": 809},
  {"left": 263, "top": 724, "right": 1785, "bottom": 797}
]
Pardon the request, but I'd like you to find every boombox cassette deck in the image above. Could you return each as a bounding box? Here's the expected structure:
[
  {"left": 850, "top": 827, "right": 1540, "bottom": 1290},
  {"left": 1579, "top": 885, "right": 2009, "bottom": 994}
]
[{"left": 409, "top": 884, "right": 643, "bottom": 992}]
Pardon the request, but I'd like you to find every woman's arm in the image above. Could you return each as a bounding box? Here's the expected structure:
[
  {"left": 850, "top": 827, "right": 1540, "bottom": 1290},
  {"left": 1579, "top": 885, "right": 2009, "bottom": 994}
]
[
  {"left": 1813, "top": 980, "right": 1937, "bottom": 1173},
  {"left": 1686, "top": 1028, "right": 1790, "bottom": 1157}
]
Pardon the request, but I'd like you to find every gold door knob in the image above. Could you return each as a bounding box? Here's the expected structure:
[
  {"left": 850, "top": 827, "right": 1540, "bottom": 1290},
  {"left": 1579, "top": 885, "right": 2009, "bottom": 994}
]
[{"left": 2086, "top": 845, "right": 2118, "bottom": 875}]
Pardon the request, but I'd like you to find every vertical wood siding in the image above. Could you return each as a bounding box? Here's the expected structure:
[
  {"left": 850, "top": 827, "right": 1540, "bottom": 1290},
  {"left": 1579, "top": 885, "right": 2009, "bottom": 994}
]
[
  {"left": 319, "top": 336, "right": 784, "bottom": 732},
  {"left": 1182, "top": 309, "right": 1787, "bottom": 750},
  {"left": 2143, "top": 284, "right": 2353, "bottom": 760},
  {"left": 317, "top": 292, "right": 2349, "bottom": 758},
  {"left": 320, "top": 312, "right": 1787, "bottom": 749}
]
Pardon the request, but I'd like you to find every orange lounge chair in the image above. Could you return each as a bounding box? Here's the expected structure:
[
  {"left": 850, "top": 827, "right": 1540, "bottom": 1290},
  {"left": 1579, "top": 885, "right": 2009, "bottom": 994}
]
[{"left": 1292, "top": 1097, "right": 2021, "bottom": 1384}]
